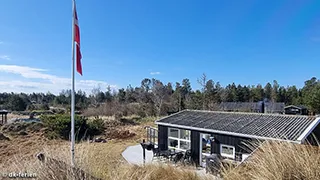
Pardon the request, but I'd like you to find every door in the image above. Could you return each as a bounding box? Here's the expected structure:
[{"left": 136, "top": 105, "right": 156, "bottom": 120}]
[{"left": 199, "top": 133, "right": 212, "bottom": 167}]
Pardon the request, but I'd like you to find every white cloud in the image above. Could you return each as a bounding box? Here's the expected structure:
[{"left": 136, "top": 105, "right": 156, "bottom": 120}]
[
  {"left": 0, "top": 65, "right": 117, "bottom": 95},
  {"left": 0, "top": 55, "right": 10, "bottom": 60},
  {"left": 150, "top": 71, "right": 161, "bottom": 75}
]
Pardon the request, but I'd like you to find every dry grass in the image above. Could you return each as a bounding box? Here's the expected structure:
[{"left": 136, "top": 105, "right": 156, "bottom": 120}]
[
  {"left": 0, "top": 116, "right": 212, "bottom": 180},
  {"left": 109, "top": 164, "right": 212, "bottom": 180},
  {"left": 223, "top": 141, "right": 320, "bottom": 180},
  {"left": 6, "top": 113, "right": 29, "bottom": 120},
  {"left": 0, "top": 140, "right": 211, "bottom": 180}
]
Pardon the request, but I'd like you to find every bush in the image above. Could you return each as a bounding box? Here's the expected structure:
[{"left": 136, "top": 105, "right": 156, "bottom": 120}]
[
  {"left": 40, "top": 114, "right": 105, "bottom": 140},
  {"left": 27, "top": 104, "right": 50, "bottom": 111},
  {"left": 31, "top": 110, "right": 54, "bottom": 116},
  {"left": 87, "top": 117, "right": 105, "bottom": 135},
  {"left": 50, "top": 107, "right": 66, "bottom": 114}
]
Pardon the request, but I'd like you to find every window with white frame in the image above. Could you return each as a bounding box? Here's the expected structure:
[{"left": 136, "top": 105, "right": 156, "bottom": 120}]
[
  {"left": 220, "top": 144, "right": 235, "bottom": 159},
  {"left": 168, "top": 128, "right": 191, "bottom": 150}
]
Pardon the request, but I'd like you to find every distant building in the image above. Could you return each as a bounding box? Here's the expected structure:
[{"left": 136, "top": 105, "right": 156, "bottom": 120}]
[
  {"left": 211, "top": 102, "right": 285, "bottom": 114},
  {"left": 285, "top": 105, "right": 308, "bottom": 115},
  {"left": 0, "top": 109, "right": 8, "bottom": 124}
]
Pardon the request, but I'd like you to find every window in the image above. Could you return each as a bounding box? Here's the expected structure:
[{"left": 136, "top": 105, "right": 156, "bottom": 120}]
[
  {"left": 220, "top": 144, "right": 235, "bottom": 159},
  {"left": 169, "top": 128, "right": 179, "bottom": 138},
  {"left": 168, "top": 128, "right": 191, "bottom": 151},
  {"left": 169, "top": 139, "right": 178, "bottom": 147},
  {"left": 180, "top": 129, "right": 190, "bottom": 140},
  {"left": 180, "top": 141, "right": 190, "bottom": 150}
]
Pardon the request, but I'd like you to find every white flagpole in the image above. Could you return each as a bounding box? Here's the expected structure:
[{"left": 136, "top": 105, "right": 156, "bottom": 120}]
[{"left": 71, "top": 0, "right": 76, "bottom": 167}]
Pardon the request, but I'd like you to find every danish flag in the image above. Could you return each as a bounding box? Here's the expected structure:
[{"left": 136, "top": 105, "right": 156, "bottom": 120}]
[{"left": 73, "top": 2, "right": 82, "bottom": 75}]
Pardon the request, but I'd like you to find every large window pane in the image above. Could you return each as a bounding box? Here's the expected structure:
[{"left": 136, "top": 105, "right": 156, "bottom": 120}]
[
  {"left": 168, "top": 128, "right": 179, "bottom": 138},
  {"left": 221, "top": 145, "right": 235, "bottom": 158},
  {"left": 180, "top": 129, "right": 190, "bottom": 140},
  {"left": 168, "top": 139, "right": 178, "bottom": 148},
  {"left": 180, "top": 141, "right": 190, "bottom": 150}
]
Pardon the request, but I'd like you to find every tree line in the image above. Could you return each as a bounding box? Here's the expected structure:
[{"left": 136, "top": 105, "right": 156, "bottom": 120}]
[{"left": 1, "top": 75, "right": 320, "bottom": 115}]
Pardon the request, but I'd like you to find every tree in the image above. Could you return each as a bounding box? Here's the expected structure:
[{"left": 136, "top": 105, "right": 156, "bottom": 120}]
[
  {"left": 236, "top": 85, "right": 244, "bottom": 102},
  {"left": 205, "top": 79, "right": 217, "bottom": 108},
  {"left": 224, "top": 83, "right": 238, "bottom": 102},
  {"left": 141, "top": 78, "right": 152, "bottom": 92},
  {"left": 272, "top": 80, "right": 279, "bottom": 102},
  {"left": 166, "top": 82, "right": 174, "bottom": 96},
  {"left": 307, "top": 83, "right": 320, "bottom": 114},
  {"left": 125, "top": 84, "right": 137, "bottom": 103},
  {"left": 181, "top": 79, "right": 192, "bottom": 109},
  {"left": 173, "top": 82, "right": 182, "bottom": 111},
  {"left": 264, "top": 82, "right": 272, "bottom": 101},
  {"left": 197, "top": 73, "right": 207, "bottom": 109},
  {"left": 151, "top": 79, "right": 167, "bottom": 116},
  {"left": 251, "top": 84, "right": 264, "bottom": 102},
  {"left": 301, "top": 77, "right": 320, "bottom": 114},
  {"left": 286, "top": 86, "right": 299, "bottom": 105},
  {"left": 90, "top": 86, "right": 102, "bottom": 105},
  {"left": 189, "top": 90, "right": 203, "bottom": 110},
  {"left": 117, "top": 88, "right": 126, "bottom": 103},
  {"left": 242, "top": 86, "right": 250, "bottom": 102},
  {"left": 278, "top": 86, "right": 286, "bottom": 103},
  {"left": 54, "top": 90, "right": 70, "bottom": 106},
  {"left": 7, "top": 95, "right": 28, "bottom": 111},
  {"left": 105, "top": 86, "right": 113, "bottom": 102},
  {"left": 214, "top": 82, "right": 223, "bottom": 103}
]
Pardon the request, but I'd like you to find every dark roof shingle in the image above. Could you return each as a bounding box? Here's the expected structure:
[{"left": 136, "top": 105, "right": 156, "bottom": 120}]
[{"left": 156, "top": 110, "right": 318, "bottom": 142}]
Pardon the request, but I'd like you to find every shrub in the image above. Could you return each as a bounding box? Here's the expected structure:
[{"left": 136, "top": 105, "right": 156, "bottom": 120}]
[
  {"left": 87, "top": 117, "right": 105, "bottom": 136},
  {"left": 40, "top": 114, "right": 105, "bottom": 141}
]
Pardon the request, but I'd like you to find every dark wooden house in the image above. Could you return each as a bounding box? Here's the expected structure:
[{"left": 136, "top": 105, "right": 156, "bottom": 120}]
[
  {"left": 155, "top": 110, "right": 320, "bottom": 166},
  {"left": 285, "top": 105, "right": 308, "bottom": 115},
  {"left": 212, "top": 102, "right": 285, "bottom": 114}
]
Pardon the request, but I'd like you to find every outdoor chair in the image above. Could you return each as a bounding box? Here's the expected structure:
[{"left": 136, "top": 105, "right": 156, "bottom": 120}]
[
  {"left": 159, "top": 150, "right": 171, "bottom": 161},
  {"left": 183, "top": 149, "right": 192, "bottom": 165},
  {"left": 182, "top": 149, "right": 191, "bottom": 164},
  {"left": 173, "top": 152, "right": 184, "bottom": 164},
  {"left": 152, "top": 147, "right": 160, "bottom": 160}
]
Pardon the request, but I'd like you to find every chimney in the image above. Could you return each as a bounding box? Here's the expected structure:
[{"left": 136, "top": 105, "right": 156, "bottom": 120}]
[{"left": 258, "top": 101, "right": 265, "bottom": 113}]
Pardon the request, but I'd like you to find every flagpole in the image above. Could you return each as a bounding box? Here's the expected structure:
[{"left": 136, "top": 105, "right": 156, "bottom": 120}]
[{"left": 71, "top": 0, "right": 76, "bottom": 167}]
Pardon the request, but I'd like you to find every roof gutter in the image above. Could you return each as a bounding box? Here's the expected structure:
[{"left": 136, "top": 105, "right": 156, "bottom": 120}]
[{"left": 155, "top": 121, "right": 301, "bottom": 144}]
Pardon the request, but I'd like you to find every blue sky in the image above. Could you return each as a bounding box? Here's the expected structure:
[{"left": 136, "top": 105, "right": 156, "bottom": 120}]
[{"left": 0, "top": 0, "right": 320, "bottom": 94}]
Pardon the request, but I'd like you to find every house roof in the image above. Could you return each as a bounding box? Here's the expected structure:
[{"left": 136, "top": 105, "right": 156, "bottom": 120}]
[
  {"left": 155, "top": 110, "right": 320, "bottom": 143},
  {"left": 264, "top": 102, "right": 285, "bottom": 112},
  {"left": 285, "top": 105, "right": 308, "bottom": 110},
  {"left": 211, "top": 102, "right": 285, "bottom": 113},
  {"left": 0, "top": 110, "right": 8, "bottom": 114}
]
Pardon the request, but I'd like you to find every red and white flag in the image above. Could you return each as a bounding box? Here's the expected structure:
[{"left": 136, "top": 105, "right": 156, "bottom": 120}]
[{"left": 73, "top": 1, "right": 82, "bottom": 75}]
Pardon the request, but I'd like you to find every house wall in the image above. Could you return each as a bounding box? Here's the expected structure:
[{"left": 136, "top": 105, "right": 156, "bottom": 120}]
[
  {"left": 191, "top": 131, "right": 200, "bottom": 165},
  {"left": 284, "top": 107, "right": 308, "bottom": 115},
  {"left": 210, "top": 133, "right": 254, "bottom": 161},
  {"left": 285, "top": 107, "right": 302, "bottom": 115},
  {"left": 157, "top": 125, "right": 257, "bottom": 165},
  {"left": 158, "top": 125, "right": 168, "bottom": 151},
  {"left": 306, "top": 124, "right": 320, "bottom": 146}
]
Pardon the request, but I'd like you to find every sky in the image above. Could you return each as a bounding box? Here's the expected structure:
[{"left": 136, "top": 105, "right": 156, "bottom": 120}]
[{"left": 0, "top": 0, "right": 320, "bottom": 95}]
